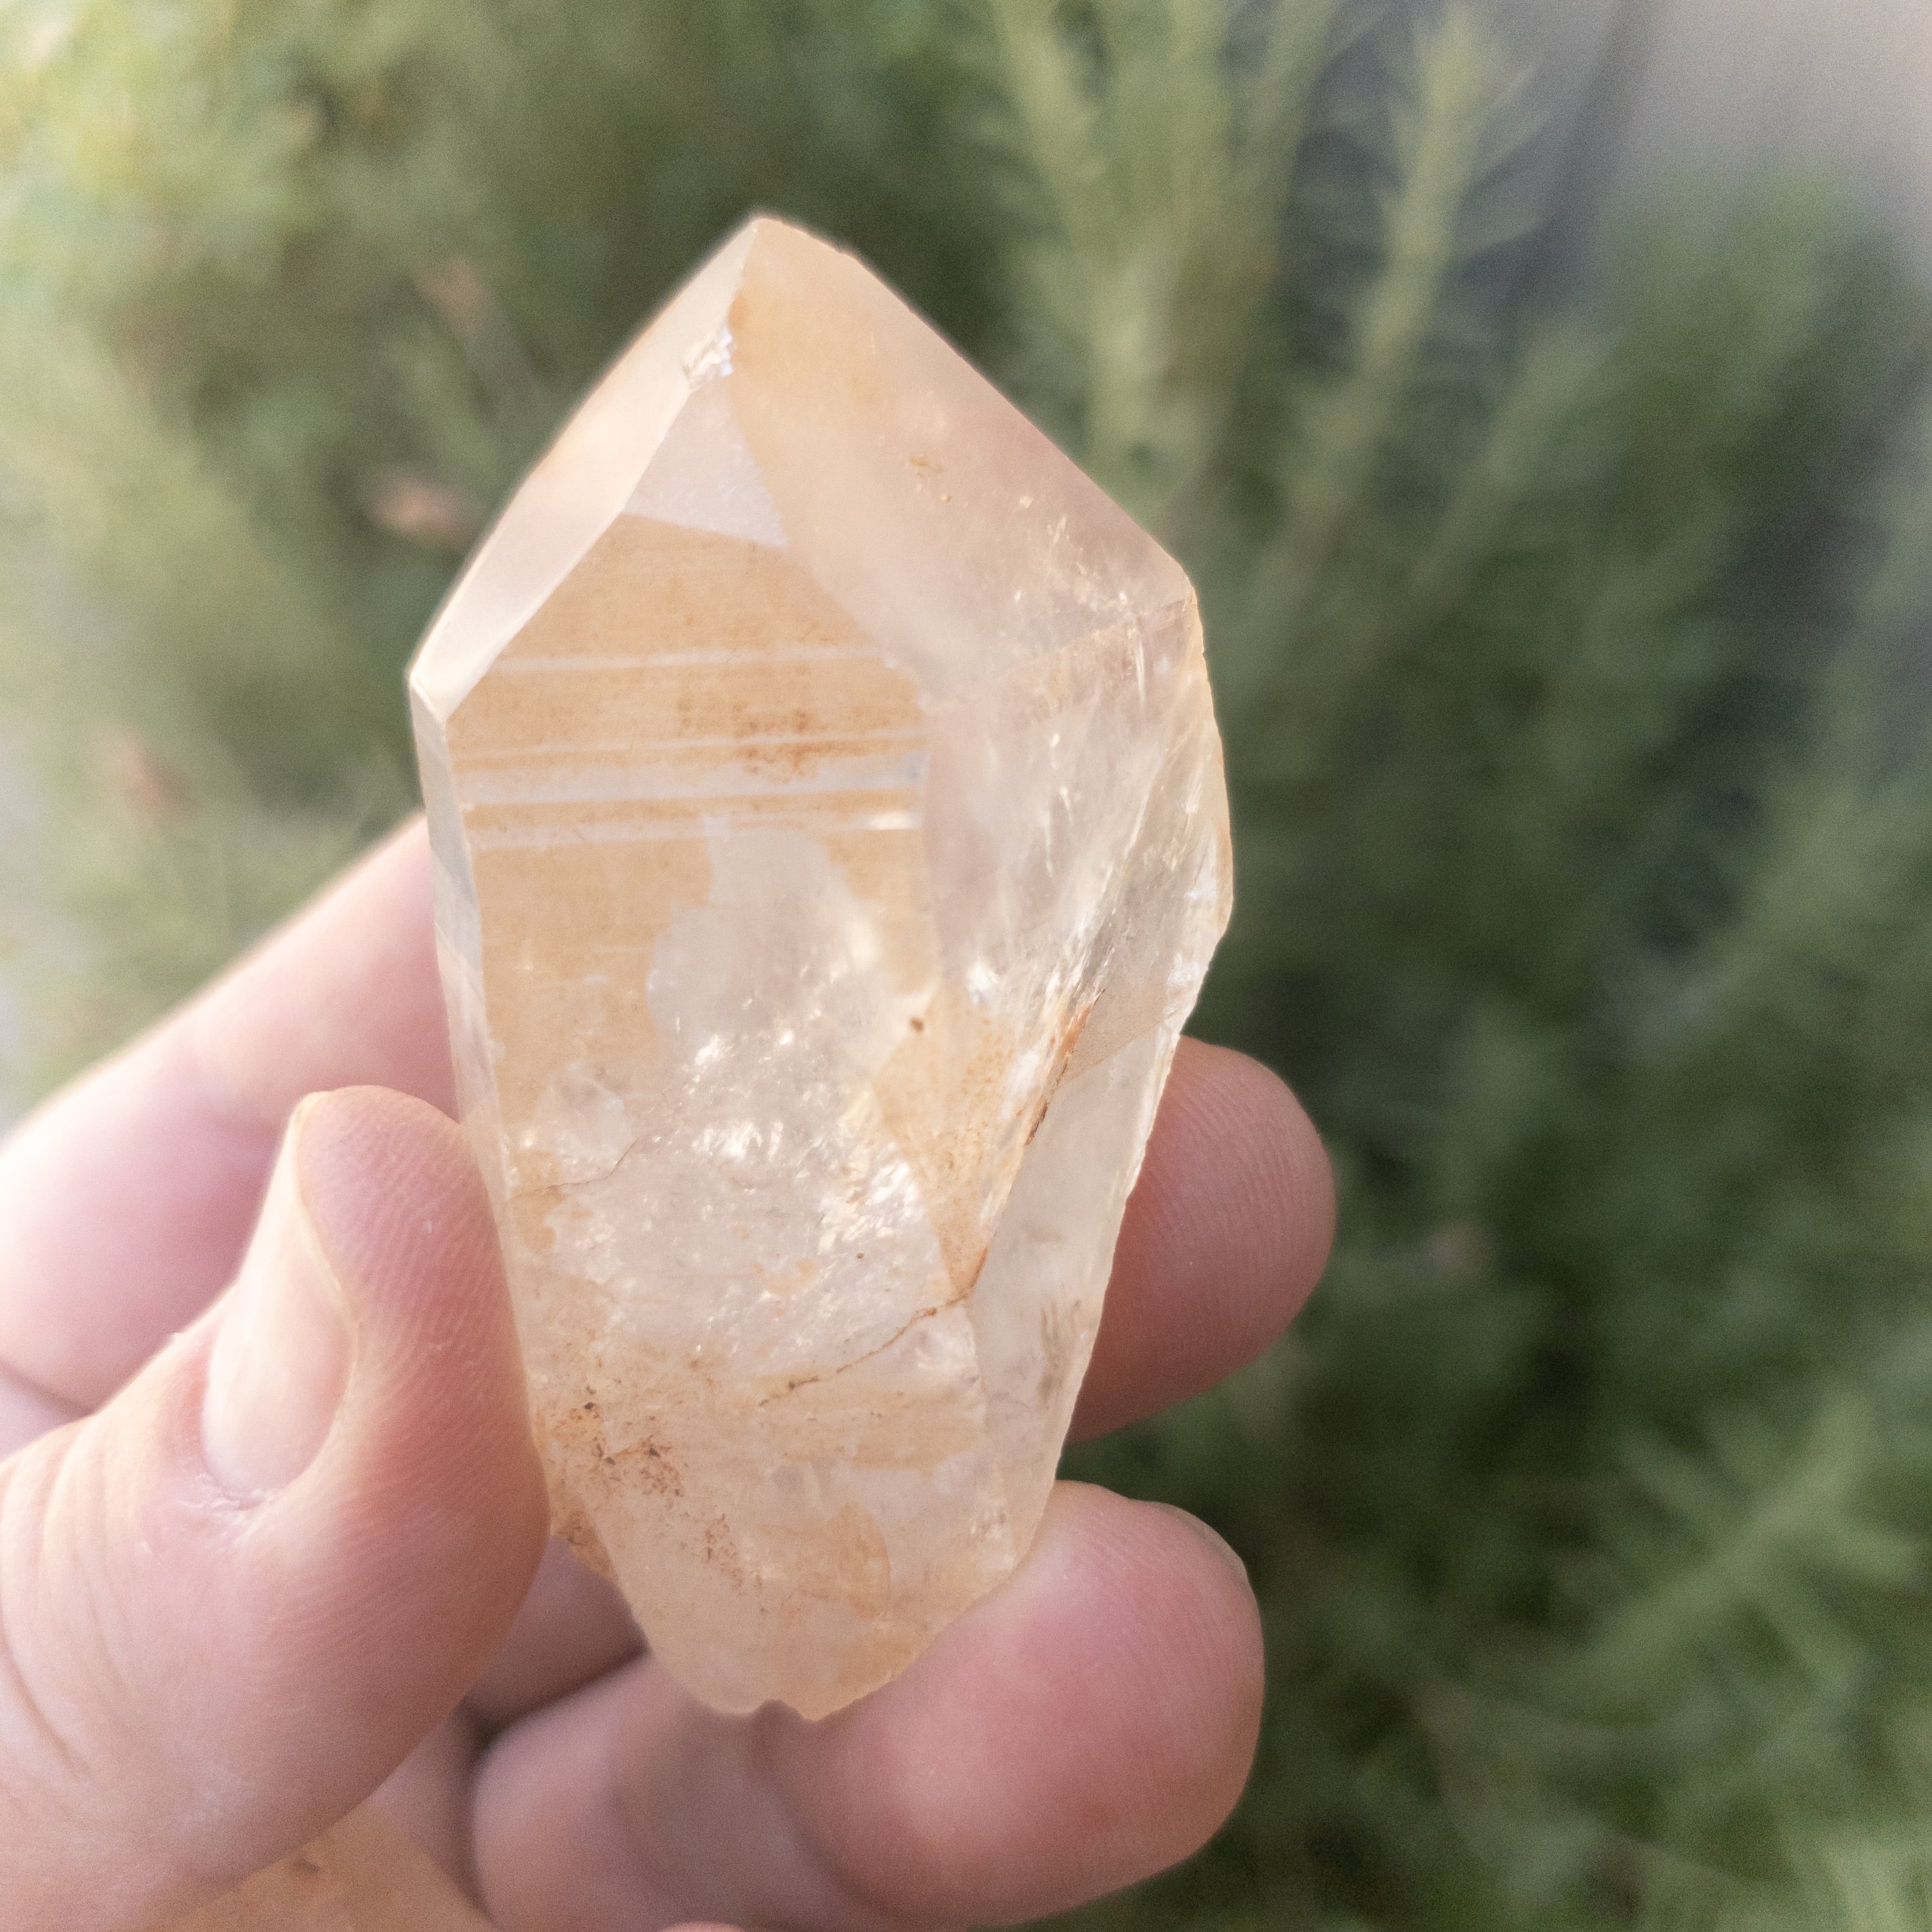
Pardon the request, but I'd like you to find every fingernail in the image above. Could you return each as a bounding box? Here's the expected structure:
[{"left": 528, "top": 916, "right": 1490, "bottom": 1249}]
[
  {"left": 202, "top": 1097, "right": 354, "bottom": 1501},
  {"left": 1151, "top": 1503, "right": 1250, "bottom": 1585}
]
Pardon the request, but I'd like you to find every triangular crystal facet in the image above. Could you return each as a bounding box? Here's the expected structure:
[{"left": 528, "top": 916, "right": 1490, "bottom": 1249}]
[{"left": 410, "top": 216, "right": 1231, "bottom": 1717}]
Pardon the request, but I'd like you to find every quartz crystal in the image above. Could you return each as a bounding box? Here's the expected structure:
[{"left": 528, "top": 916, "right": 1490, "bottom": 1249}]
[
  {"left": 157, "top": 1808, "right": 491, "bottom": 1929},
  {"left": 410, "top": 217, "right": 1231, "bottom": 1718}
]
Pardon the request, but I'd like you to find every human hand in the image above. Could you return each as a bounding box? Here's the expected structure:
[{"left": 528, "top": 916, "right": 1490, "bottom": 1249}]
[{"left": 0, "top": 819, "right": 1333, "bottom": 1931}]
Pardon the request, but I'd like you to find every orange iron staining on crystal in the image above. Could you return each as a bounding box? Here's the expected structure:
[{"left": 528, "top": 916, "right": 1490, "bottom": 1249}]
[{"left": 410, "top": 217, "right": 1231, "bottom": 1718}]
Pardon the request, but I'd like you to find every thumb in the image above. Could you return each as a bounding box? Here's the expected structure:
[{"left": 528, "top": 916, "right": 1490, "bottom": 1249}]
[{"left": 0, "top": 1086, "right": 547, "bottom": 1932}]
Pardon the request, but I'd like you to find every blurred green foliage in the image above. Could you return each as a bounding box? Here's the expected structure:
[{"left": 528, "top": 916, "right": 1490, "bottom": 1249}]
[{"left": 5, "top": 3, "right": 1932, "bottom": 1927}]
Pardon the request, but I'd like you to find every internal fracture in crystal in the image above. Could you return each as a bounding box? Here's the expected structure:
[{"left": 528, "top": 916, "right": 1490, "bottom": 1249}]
[{"left": 410, "top": 217, "right": 1231, "bottom": 1718}]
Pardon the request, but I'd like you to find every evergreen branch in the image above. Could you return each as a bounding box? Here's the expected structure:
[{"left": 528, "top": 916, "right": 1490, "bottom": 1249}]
[
  {"left": 1218, "top": 3, "right": 1525, "bottom": 750},
  {"left": 1851, "top": 392, "right": 1932, "bottom": 668},
  {"left": 982, "top": 0, "right": 1345, "bottom": 531},
  {"left": 1272, "top": 5, "right": 1522, "bottom": 600},
  {"left": 980, "top": 0, "right": 1110, "bottom": 267},
  {"left": 1584, "top": 1396, "right": 1917, "bottom": 1697},
  {"left": 1396, "top": 321, "right": 1601, "bottom": 633},
  {"left": 0, "top": 593, "right": 372, "bottom": 1099},
  {"left": 0, "top": 321, "right": 406, "bottom": 806},
  {"left": 1239, "top": 0, "right": 1347, "bottom": 215}
]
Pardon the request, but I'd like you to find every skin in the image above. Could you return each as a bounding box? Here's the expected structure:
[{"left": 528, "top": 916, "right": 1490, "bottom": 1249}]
[{"left": 0, "top": 819, "right": 1334, "bottom": 1932}]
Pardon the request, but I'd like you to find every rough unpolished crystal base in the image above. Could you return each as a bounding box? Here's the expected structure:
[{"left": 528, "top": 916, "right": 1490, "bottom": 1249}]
[
  {"left": 410, "top": 217, "right": 1231, "bottom": 1717},
  {"left": 155, "top": 1807, "right": 490, "bottom": 1929}
]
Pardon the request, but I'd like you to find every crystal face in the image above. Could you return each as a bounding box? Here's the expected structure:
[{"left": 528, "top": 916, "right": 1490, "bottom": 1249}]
[{"left": 409, "top": 217, "right": 1231, "bottom": 1718}]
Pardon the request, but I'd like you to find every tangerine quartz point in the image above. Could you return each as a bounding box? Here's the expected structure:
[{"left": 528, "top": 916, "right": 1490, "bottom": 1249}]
[{"left": 410, "top": 217, "right": 1231, "bottom": 1718}]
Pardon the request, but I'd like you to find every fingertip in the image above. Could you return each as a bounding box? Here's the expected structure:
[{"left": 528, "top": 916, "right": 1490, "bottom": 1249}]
[
  {"left": 781, "top": 1482, "right": 1265, "bottom": 1926},
  {"left": 294, "top": 1082, "right": 549, "bottom": 1620},
  {"left": 296, "top": 1084, "right": 500, "bottom": 1309},
  {"left": 1074, "top": 1039, "right": 1333, "bottom": 1439},
  {"left": 0, "top": 1083, "right": 547, "bottom": 1927},
  {"left": 469, "top": 1483, "right": 1266, "bottom": 1932},
  {"left": 211, "top": 1084, "right": 547, "bottom": 1812},
  {"left": 296, "top": 1086, "right": 546, "bottom": 1525},
  {"left": 1142, "top": 1042, "right": 1335, "bottom": 1332}
]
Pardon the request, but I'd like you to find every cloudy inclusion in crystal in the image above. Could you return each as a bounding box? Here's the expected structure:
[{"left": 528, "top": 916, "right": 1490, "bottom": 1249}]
[{"left": 410, "top": 217, "right": 1231, "bottom": 1718}]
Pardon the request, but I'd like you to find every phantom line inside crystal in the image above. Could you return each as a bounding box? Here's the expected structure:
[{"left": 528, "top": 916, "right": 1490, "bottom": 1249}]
[{"left": 410, "top": 217, "right": 1231, "bottom": 1718}]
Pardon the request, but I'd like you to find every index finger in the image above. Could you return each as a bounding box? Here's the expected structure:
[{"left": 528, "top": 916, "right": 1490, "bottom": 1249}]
[{"left": 0, "top": 819, "right": 453, "bottom": 1408}]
